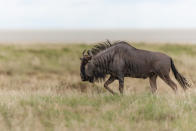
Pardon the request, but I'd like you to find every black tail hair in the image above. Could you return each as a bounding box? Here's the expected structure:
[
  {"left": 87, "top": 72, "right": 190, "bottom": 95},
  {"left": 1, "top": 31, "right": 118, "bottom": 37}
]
[{"left": 170, "top": 59, "right": 190, "bottom": 90}]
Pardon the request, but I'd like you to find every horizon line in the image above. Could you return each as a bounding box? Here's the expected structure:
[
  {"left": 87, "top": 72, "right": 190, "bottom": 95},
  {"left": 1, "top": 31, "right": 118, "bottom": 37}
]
[{"left": 1, "top": 28, "right": 196, "bottom": 31}]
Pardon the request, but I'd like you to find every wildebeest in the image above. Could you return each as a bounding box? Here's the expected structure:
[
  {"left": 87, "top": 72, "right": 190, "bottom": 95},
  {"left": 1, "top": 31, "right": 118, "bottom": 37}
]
[{"left": 80, "top": 40, "right": 190, "bottom": 95}]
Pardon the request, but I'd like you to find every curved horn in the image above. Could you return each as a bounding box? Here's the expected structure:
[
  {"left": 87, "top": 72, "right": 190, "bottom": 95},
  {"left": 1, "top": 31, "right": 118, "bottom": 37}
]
[{"left": 82, "top": 49, "right": 86, "bottom": 56}]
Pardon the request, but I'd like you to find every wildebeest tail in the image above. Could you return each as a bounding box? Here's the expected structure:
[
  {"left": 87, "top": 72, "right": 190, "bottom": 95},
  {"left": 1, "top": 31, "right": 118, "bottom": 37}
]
[{"left": 170, "top": 59, "right": 190, "bottom": 90}]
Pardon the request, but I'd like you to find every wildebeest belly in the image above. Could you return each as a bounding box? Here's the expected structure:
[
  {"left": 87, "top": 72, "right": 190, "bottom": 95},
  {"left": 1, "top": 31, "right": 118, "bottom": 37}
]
[
  {"left": 124, "top": 72, "right": 153, "bottom": 79},
  {"left": 124, "top": 65, "right": 154, "bottom": 79}
]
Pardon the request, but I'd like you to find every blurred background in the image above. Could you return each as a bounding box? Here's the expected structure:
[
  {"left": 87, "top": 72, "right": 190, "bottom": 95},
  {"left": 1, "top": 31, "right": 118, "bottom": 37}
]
[
  {"left": 0, "top": 0, "right": 196, "bottom": 44},
  {"left": 0, "top": 1, "right": 196, "bottom": 130}
]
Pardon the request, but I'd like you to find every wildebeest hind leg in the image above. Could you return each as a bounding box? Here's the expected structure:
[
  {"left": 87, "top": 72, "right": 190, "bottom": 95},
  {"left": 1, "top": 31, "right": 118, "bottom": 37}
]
[
  {"left": 104, "top": 76, "right": 116, "bottom": 95},
  {"left": 159, "top": 74, "right": 177, "bottom": 93},
  {"left": 149, "top": 75, "right": 157, "bottom": 93}
]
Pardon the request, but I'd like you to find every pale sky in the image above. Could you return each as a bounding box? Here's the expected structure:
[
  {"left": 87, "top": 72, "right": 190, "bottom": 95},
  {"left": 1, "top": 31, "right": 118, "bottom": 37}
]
[{"left": 0, "top": 0, "right": 196, "bottom": 29}]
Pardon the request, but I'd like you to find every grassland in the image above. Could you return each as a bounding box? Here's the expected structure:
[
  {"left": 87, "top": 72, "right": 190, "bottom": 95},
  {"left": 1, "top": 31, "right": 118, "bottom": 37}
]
[{"left": 0, "top": 43, "right": 195, "bottom": 131}]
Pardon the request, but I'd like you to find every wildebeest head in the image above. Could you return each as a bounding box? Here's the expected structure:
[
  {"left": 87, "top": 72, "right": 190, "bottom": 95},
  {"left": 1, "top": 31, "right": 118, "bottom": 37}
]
[{"left": 80, "top": 50, "right": 95, "bottom": 83}]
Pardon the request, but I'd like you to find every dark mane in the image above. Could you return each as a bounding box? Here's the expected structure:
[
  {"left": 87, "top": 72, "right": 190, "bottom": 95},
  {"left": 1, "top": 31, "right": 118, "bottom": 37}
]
[
  {"left": 90, "top": 40, "right": 112, "bottom": 55},
  {"left": 90, "top": 40, "right": 131, "bottom": 56}
]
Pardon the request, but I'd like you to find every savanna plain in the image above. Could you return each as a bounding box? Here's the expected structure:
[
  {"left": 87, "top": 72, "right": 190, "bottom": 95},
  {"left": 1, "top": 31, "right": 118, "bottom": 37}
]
[{"left": 0, "top": 42, "right": 195, "bottom": 131}]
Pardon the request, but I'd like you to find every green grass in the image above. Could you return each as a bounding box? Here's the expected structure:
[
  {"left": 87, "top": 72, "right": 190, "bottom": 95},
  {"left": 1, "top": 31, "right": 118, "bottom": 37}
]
[{"left": 0, "top": 43, "right": 195, "bottom": 130}]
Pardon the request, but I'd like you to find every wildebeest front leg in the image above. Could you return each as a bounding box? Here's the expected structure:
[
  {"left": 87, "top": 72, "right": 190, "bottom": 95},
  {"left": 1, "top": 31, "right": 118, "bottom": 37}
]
[
  {"left": 149, "top": 75, "right": 157, "bottom": 93},
  {"left": 104, "top": 76, "right": 116, "bottom": 95},
  {"left": 118, "top": 78, "right": 124, "bottom": 95}
]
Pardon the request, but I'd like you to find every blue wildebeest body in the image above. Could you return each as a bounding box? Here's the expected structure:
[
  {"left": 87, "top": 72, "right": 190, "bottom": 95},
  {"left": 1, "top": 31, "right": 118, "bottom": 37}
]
[{"left": 80, "top": 41, "right": 190, "bottom": 94}]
